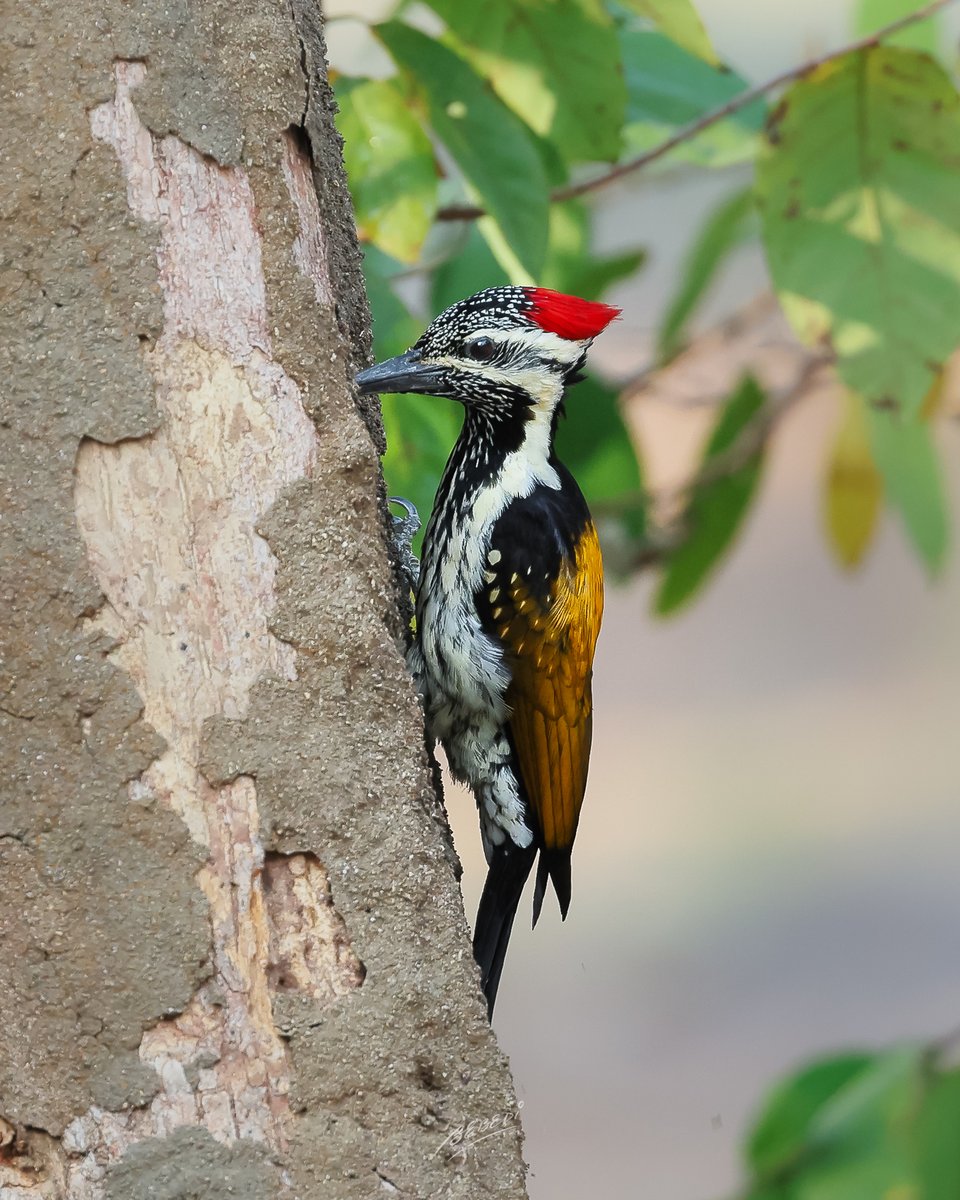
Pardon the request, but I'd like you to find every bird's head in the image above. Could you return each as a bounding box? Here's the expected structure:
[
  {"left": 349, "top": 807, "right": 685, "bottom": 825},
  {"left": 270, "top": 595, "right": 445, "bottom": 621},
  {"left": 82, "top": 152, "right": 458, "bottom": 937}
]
[{"left": 356, "top": 287, "right": 619, "bottom": 423}]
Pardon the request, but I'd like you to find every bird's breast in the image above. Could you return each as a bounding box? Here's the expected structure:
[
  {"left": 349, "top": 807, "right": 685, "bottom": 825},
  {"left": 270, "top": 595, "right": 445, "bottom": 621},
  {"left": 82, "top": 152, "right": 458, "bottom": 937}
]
[{"left": 417, "top": 494, "right": 508, "bottom": 720}]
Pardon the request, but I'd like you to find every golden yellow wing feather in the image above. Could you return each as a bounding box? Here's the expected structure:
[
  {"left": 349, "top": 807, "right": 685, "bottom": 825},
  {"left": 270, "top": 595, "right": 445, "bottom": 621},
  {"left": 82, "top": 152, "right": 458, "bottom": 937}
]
[{"left": 491, "top": 522, "right": 604, "bottom": 852}]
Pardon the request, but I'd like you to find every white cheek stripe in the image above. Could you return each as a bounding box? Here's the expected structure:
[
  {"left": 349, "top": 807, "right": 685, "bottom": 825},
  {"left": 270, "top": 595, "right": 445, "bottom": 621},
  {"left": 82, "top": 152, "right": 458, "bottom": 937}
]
[{"left": 442, "top": 326, "right": 587, "bottom": 370}]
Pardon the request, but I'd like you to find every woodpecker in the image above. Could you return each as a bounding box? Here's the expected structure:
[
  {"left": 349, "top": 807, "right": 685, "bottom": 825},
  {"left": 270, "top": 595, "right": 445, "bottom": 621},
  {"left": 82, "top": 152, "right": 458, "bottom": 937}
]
[{"left": 356, "top": 287, "right": 617, "bottom": 1017}]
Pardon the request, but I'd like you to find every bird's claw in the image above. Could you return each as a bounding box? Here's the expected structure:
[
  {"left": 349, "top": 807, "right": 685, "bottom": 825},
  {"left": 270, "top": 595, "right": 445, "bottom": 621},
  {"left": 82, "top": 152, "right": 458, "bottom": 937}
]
[{"left": 388, "top": 496, "right": 421, "bottom": 595}]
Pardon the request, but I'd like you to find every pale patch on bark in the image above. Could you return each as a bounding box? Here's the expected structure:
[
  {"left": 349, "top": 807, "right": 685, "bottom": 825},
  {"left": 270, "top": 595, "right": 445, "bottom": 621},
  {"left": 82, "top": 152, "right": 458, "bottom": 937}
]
[
  {"left": 41, "top": 61, "right": 363, "bottom": 1195},
  {"left": 282, "top": 131, "right": 336, "bottom": 312},
  {"left": 263, "top": 853, "right": 366, "bottom": 1000},
  {"left": 0, "top": 1128, "right": 68, "bottom": 1199}
]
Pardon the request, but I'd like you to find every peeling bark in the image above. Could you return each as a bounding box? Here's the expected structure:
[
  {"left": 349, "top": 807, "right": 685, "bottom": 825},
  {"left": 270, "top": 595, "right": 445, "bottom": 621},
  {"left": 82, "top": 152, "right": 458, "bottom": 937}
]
[
  {"left": 64, "top": 61, "right": 351, "bottom": 1172},
  {"left": 1, "top": 4, "right": 527, "bottom": 1199}
]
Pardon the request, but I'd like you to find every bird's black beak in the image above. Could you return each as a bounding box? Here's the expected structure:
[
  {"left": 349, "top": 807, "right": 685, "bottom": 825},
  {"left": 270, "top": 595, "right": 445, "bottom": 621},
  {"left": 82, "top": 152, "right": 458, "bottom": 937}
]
[{"left": 355, "top": 349, "right": 446, "bottom": 396}]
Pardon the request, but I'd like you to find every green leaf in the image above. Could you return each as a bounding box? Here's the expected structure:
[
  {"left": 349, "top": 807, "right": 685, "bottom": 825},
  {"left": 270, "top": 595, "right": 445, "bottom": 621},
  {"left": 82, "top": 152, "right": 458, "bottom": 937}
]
[
  {"left": 757, "top": 46, "right": 960, "bottom": 419},
  {"left": 432, "top": 222, "right": 507, "bottom": 312},
  {"left": 658, "top": 187, "right": 755, "bottom": 361},
  {"left": 432, "top": 203, "right": 643, "bottom": 311},
  {"left": 654, "top": 376, "right": 766, "bottom": 615},
  {"left": 555, "top": 374, "right": 646, "bottom": 554},
  {"left": 376, "top": 21, "right": 550, "bottom": 277},
  {"left": 743, "top": 1048, "right": 923, "bottom": 1199},
  {"left": 361, "top": 247, "right": 421, "bottom": 359},
  {"left": 805, "top": 1043, "right": 921, "bottom": 1146},
  {"left": 620, "top": 30, "right": 765, "bottom": 167},
  {"left": 854, "top": 0, "right": 942, "bottom": 54},
  {"left": 823, "top": 391, "right": 884, "bottom": 569},
  {"left": 747, "top": 1054, "right": 878, "bottom": 1178},
  {"left": 742, "top": 1049, "right": 960, "bottom": 1200},
  {"left": 620, "top": 0, "right": 718, "bottom": 64},
  {"left": 541, "top": 201, "right": 646, "bottom": 299},
  {"left": 335, "top": 76, "right": 438, "bottom": 264},
  {"left": 429, "top": 0, "right": 627, "bottom": 163},
  {"left": 865, "top": 401, "right": 948, "bottom": 573},
  {"left": 380, "top": 392, "right": 461, "bottom": 553},
  {"left": 789, "top": 1047, "right": 923, "bottom": 1200}
]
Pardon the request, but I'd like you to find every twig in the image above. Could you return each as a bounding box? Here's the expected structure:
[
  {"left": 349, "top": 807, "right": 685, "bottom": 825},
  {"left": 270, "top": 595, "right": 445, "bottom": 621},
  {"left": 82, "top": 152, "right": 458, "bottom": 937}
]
[
  {"left": 617, "top": 294, "right": 781, "bottom": 406},
  {"left": 592, "top": 351, "right": 832, "bottom": 554},
  {"left": 435, "top": 0, "right": 958, "bottom": 222},
  {"left": 671, "top": 353, "right": 830, "bottom": 501}
]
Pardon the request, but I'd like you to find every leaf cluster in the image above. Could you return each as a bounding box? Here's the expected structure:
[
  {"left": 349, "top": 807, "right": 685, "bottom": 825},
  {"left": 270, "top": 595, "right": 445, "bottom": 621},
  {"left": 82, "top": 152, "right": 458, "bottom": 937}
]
[
  {"left": 332, "top": 0, "right": 958, "bottom": 593},
  {"left": 740, "top": 1044, "right": 960, "bottom": 1200}
]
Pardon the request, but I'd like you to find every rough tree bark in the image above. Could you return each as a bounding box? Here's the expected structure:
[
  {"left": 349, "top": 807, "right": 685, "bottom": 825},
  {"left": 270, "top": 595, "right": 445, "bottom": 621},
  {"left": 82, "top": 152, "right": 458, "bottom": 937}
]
[{"left": 0, "top": 3, "right": 528, "bottom": 1197}]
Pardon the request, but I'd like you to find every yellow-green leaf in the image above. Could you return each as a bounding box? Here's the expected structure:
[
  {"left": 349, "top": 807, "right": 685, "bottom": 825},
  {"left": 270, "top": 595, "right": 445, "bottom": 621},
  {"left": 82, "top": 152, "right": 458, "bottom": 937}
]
[
  {"left": 824, "top": 392, "right": 883, "bottom": 569},
  {"left": 429, "top": 0, "right": 626, "bottom": 163},
  {"left": 335, "top": 77, "right": 438, "bottom": 265},
  {"left": 621, "top": 0, "right": 718, "bottom": 65},
  {"left": 854, "top": 0, "right": 942, "bottom": 54}
]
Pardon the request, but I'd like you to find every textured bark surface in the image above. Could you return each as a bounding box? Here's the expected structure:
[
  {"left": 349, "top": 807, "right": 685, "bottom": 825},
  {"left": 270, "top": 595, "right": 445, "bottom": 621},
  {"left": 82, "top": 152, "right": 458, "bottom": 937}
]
[{"left": 0, "top": 3, "right": 528, "bottom": 1197}]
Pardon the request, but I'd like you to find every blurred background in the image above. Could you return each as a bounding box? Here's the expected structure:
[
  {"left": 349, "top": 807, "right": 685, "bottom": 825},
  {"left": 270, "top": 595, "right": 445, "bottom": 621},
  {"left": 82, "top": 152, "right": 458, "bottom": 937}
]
[{"left": 327, "top": 2, "right": 960, "bottom": 1195}]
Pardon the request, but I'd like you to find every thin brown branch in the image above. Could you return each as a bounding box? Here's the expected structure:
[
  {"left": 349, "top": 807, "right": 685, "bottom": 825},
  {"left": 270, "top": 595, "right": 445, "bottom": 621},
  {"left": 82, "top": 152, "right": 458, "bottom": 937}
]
[
  {"left": 671, "top": 352, "right": 831, "bottom": 501},
  {"left": 435, "top": 0, "right": 958, "bottom": 222},
  {"left": 618, "top": 294, "right": 781, "bottom": 406},
  {"left": 592, "top": 351, "right": 832, "bottom": 563}
]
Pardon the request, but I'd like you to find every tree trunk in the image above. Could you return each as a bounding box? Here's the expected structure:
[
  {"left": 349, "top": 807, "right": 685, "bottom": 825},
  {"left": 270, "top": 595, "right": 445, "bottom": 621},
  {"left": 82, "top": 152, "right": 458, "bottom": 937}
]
[{"left": 0, "top": 3, "right": 527, "bottom": 1196}]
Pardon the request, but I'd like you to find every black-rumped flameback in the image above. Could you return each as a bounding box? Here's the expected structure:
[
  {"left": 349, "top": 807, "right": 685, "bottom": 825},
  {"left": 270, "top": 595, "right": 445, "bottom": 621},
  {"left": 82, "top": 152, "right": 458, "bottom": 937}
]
[{"left": 356, "top": 287, "right": 618, "bottom": 1017}]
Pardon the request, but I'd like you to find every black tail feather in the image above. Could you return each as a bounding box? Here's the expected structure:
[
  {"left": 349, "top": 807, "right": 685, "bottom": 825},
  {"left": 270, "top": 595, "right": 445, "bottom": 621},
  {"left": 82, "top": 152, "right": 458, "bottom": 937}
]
[
  {"left": 473, "top": 842, "right": 536, "bottom": 1019},
  {"left": 532, "top": 849, "right": 572, "bottom": 927}
]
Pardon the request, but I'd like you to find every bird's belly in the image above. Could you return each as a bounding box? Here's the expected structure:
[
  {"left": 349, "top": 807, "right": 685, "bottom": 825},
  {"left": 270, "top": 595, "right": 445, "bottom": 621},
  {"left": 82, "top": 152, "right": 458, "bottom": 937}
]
[
  {"left": 416, "top": 576, "right": 532, "bottom": 855},
  {"left": 418, "top": 590, "right": 506, "bottom": 741}
]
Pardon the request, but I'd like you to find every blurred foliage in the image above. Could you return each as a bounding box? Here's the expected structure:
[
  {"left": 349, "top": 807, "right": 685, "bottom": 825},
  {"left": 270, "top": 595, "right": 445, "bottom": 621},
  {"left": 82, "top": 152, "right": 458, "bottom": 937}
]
[
  {"left": 739, "top": 1044, "right": 960, "bottom": 1200},
  {"left": 654, "top": 375, "right": 766, "bottom": 614},
  {"left": 856, "top": 0, "right": 944, "bottom": 50},
  {"left": 331, "top": 1, "right": 960, "bottom": 1192},
  {"left": 658, "top": 186, "right": 756, "bottom": 361},
  {"left": 333, "top": 0, "right": 957, "bottom": 608},
  {"left": 824, "top": 391, "right": 884, "bottom": 568},
  {"left": 619, "top": 30, "right": 765, "bottom": 165}
]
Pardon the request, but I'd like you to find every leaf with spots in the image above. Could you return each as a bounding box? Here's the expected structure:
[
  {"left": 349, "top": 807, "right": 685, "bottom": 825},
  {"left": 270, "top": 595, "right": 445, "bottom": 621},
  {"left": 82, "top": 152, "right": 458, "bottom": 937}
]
[{"left": 757, "top": 46, "right": 960, "bottom": 418}]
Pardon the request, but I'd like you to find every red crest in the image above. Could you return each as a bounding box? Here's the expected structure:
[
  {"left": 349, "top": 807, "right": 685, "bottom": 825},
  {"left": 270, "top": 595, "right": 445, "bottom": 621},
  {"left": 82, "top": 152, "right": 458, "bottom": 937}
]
[{"left": 524, "top": 288, "right": 620, "bottom": 341}]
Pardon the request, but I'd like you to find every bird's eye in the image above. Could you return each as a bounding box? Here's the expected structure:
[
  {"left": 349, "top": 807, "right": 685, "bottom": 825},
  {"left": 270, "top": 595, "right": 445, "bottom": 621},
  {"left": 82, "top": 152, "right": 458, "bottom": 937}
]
[{"left": 465, "top": 336, "right": 495, "bottom": 363}]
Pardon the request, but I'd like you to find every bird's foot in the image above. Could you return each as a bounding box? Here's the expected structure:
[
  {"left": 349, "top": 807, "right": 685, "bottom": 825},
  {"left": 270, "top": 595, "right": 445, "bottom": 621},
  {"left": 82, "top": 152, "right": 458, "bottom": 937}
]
[{"left": 388, "top": 496, "right": 421, "bottom": 596}]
